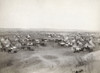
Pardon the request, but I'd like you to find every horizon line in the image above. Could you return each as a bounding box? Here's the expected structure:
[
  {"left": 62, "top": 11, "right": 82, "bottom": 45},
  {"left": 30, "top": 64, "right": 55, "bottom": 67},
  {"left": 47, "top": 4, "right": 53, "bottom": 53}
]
[{"left": 0, "top": 28, "right": 99, "bottom": 32}]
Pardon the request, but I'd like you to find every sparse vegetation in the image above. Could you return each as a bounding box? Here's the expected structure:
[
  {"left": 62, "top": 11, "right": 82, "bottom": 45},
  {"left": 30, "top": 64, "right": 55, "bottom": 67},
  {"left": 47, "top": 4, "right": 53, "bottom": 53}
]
[{"left": 0, "top": 31, "right": 100, "bottom": 73}]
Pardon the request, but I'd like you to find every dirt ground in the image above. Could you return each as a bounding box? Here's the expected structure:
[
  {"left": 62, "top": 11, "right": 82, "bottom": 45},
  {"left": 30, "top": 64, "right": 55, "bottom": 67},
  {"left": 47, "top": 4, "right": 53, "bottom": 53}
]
[{"left": 0, "top": 46, "right": 100, "bottom": 73}]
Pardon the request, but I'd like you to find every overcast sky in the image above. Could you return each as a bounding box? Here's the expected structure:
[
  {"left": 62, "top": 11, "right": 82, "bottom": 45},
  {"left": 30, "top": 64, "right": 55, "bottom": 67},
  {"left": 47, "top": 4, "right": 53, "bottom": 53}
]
[{"left": 0, "top": 0, "right": 100, "bottom": 31}]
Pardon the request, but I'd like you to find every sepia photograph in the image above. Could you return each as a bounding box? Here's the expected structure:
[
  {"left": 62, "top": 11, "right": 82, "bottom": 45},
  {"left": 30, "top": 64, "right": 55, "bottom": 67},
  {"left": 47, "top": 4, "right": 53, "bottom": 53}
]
[{"left": 0, "top": 0, "right": 100, "bottom": 73}]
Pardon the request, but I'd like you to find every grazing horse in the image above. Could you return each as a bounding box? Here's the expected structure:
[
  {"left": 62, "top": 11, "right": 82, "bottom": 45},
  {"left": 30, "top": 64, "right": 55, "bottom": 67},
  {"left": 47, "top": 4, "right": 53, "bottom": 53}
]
[
  {"left": 72, "top": 45, "right": 93, "bottom": 53},
  {"left": 82, "top": 46, "right": 93, "bottom": 52},
  {"left": 8, "top": 46, "right": 18, "bottom": 53},
  {"left": 72, "top": 39, "right": 94, "bottom": 53},
  {"left": 58, "top": 41, "right": 65, "bottom": 46}
]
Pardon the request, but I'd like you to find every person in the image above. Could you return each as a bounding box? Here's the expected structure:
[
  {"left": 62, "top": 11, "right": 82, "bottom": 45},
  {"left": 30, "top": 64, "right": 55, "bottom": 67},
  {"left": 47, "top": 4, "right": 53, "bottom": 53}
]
[
  {"left": 0, "top": 42, "right": 3, "bottom": 51},
  {"left": 75, "top": 69, "right": 83, "bottom": 73}
]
